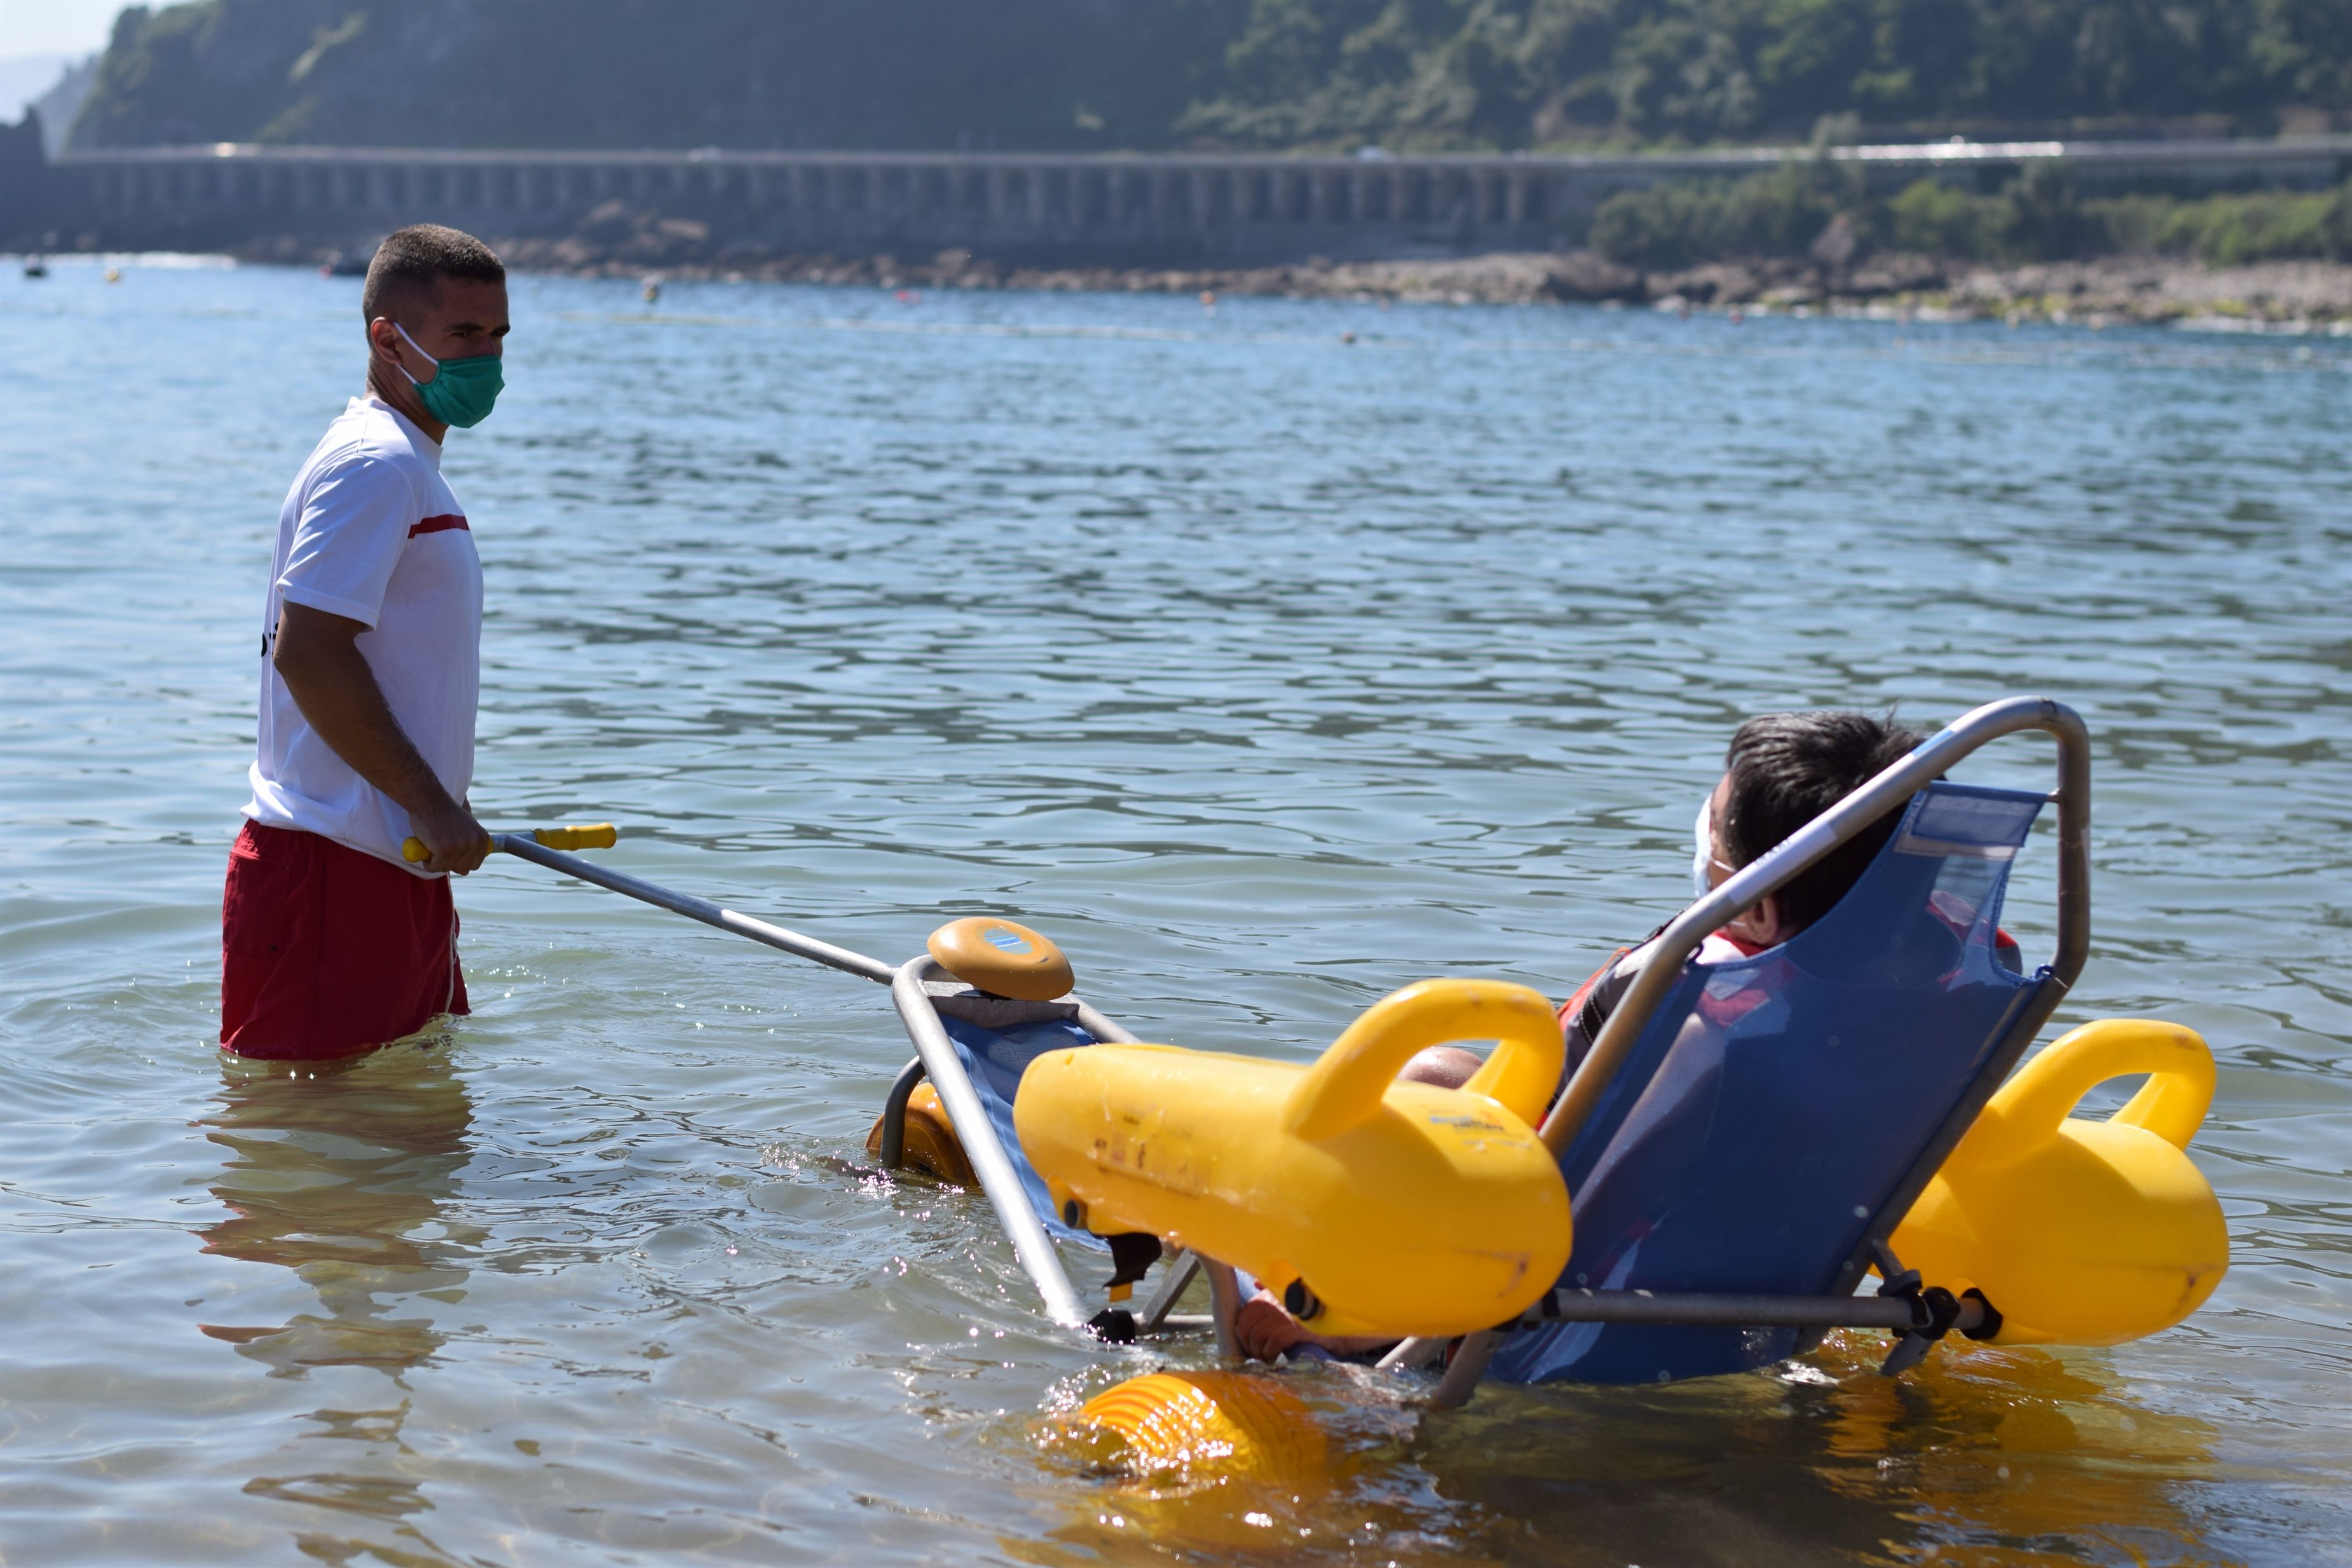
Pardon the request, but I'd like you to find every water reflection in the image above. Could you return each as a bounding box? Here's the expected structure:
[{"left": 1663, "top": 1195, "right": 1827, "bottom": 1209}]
[
  {"left": 196, "top": 1042, "right": 479, "bottom": 1385},
  {"left": 1019, "top": 1338, "right": 2220, "bottom": 1565},
  {"left": 1411, "top": 1338, "right": 2221, "bottom": 1565},
  {"left": 1821, "top": 1342, "right": 2220, "bottom": 1566}
]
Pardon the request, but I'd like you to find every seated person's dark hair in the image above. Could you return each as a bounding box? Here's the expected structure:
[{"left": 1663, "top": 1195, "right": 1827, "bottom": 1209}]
[
  {"left": 1719, "top": 709, "right": 1924, "bottom": 932},
  {"left": 362, "top": 223, "right": 507, "bottom": 324}
]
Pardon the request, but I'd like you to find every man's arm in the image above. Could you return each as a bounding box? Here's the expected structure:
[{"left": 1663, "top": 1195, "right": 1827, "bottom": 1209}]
[{"left": 273, "top": 601, "right": 491, "bottom": 875}]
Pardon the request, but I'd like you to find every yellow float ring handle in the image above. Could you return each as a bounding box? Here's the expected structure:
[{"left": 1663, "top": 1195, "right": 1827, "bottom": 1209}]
[
  {"left": 1282, "top": 978, "right": 1562, "bottom": 1140},
  {"left": 1986, "top": 1018, "right": 2214, "bottom": 1154}
]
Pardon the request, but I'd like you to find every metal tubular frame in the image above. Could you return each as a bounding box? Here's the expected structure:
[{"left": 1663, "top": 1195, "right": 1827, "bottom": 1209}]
[
  {"left": 1515, "top": 1288, "right": 1993, "bottom": 1332},
  {"left": 1426, "top": 697, "right": 2091, "bottom": 1410},
  {"left": 1138, "top": 1250, "right": 1204, "bottom": 1332},
  {"left": 1203, "top": 1260, "right": 1247, "bottom": 1362},
  {"left": 877, "top": 1057, "right": 927, "bottom": 1169},
  {"left": 1538, "top": 695, "right": 2088, "bottom": 1162},
  {"left": 890, "top": 954, "right": 1090, "bottom": 1327}
]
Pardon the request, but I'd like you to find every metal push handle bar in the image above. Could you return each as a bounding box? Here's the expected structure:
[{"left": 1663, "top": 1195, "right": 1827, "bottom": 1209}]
[
  {"left": 493, "top": 833, "right": 900, "bottom": 983},
  {"left": 1538, "top": 695, "right": 2090, "bottom": 1159}
]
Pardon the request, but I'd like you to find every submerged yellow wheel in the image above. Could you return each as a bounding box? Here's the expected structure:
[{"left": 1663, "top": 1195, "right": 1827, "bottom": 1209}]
[{"left": 1078, "top": 1371, "right": 1326, "bottom": 1482}]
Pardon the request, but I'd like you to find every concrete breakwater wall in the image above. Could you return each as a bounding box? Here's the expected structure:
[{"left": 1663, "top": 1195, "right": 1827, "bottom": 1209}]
[{"left": 13, "top": 135, "right": 2352, "bottom": 264}]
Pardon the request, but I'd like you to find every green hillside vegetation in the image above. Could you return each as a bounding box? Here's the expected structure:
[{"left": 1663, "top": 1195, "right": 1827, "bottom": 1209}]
[
  {"left": 66, "top": 0, "right": 1246, "bottom": 152},
  {"left": 62, "top": 0, "right": 2352, "bottom": 153},
  {"left": 1186, "top": 0, "right": 2352, "bottom": 149},
  {"left": 1589, "top": 156, "right": 2352, "bottom": 268}
]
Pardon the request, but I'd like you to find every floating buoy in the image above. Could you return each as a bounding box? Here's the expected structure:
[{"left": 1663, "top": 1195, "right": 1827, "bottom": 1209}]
[
  {"left": 864, "top": 1081, "right": 975, "bottom": 1185},
  {"left": 104, "top": 266, "right": 122, "bottom": 283},
  {"left": 1077, "top": 1371, "right": 1324, "bottom": 1482},
  {"left": 1894, "top": 1018, "right": 2229, "bottom": 1345}
]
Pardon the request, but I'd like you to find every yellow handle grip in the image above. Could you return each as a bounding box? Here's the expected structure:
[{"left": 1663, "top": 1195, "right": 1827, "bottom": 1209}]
[
  {"left": 400, "top": 823, "right": 618, "bottom": 863},
  {"left": 533, "top": 823, "right": 618, "bottom": 851},
  {"left": 1282, "top": 979, "right": 1563, "bottom": 1140},
  {"left": 1986, "top": 1018, "right": 2215, "bottom": 1154}
]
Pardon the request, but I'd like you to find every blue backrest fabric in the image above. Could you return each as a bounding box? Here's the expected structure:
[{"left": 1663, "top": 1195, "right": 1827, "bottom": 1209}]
[
  {"left": 938, "top": 1013, "right": 1104, "bottom": 1246},
  {"left": 1489, "top": 782, "right": 2045, "bottom": 1386}
]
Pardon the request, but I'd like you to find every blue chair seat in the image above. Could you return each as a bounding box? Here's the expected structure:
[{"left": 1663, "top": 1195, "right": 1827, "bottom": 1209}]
[{"left": 1491, "top": 781, "right": 2046, "bottom": 1385}]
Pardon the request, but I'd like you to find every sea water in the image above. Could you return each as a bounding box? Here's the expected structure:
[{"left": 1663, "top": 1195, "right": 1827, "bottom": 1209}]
[{"left": 2, "top": 256, "right": 2347, "bottom": 1565}]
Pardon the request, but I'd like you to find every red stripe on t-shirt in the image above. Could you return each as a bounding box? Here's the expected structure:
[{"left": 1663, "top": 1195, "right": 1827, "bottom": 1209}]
[{"left": 409, "top": 514, "right": 468, "bottom": 537}]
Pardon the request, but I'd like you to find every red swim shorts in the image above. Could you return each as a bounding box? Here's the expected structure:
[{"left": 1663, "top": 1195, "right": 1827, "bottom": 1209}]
[{"left": 220, "top": 821, "right": 470, "bottom": 1060}]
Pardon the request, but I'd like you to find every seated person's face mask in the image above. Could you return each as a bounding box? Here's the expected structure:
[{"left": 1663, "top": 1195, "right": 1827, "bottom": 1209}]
[
  {"left": 1692, "top": 798, "right": 1714, "bottom": 898},
  {"left": 1693, "top": 795, "right": 1735, "bottom": 898},
  {"left": 393, "top": 321, "right": 503, "bottom": 428}
]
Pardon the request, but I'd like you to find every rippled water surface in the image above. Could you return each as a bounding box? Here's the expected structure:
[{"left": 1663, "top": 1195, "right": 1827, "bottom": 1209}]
[{"left": 3, "top": 257, "right": 2349, "bottom": 1565}]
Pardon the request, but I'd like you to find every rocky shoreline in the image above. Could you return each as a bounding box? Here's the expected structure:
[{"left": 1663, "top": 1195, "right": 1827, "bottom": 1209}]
[
  {"left": 235, "top": 200, "right": 2352, "bottom": 331},
  {"left": 546, "top": 245, "right": 2352, "bottom": 332}
]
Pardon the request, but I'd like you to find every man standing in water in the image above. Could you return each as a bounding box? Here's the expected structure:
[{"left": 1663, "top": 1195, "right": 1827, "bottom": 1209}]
[{"left": 219, "top": 224, "right": 507, "bottom": 1061}]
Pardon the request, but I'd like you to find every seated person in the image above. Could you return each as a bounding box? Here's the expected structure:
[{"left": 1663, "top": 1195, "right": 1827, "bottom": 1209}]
[
  {"left": 1242, "top": 707, "right": 2013, "bottom": 1362},
  {"left": 1402, "top": 708, "right": 1939, "bottom": 1094}
]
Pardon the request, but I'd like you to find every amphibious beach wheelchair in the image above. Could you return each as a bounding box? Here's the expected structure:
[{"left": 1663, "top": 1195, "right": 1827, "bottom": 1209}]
[{"left": 473, "top": 695, "right": 2227, "bottom": 1440}]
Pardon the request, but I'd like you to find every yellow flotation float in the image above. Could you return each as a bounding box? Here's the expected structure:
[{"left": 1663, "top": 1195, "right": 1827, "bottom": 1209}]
[
  {"left": 1074, "top": 1370, "right": 1326, "bottom": 1483},
  {"left": 1893, "top": 1018, "right": 2228, "bottom": 1345},
  {"left": 1015, "top": 978, "right": 1573, "bottom": 1339}
]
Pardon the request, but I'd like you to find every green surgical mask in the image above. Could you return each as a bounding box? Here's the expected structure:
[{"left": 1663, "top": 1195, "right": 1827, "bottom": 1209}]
[{"left": 395, "top": 322, "right": 503, "bottom": 428}]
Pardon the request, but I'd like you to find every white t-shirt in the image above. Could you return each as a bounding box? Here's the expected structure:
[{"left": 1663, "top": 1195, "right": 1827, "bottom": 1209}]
[{"left": 245, "top": 395, "right": 482, "bottom": 873}]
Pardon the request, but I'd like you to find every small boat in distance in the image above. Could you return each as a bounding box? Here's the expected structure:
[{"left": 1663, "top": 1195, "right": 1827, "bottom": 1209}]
[{"left": 22, "top": 256, "right": 46, "bottom": 278}]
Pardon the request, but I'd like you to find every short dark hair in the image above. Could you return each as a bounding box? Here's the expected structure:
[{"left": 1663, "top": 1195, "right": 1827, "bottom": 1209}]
[
  {"left": 361, "top": 224, "right": 505, "bottom": 324},
  {"left": 1719, "top": 709, "right": 1925, "bottom": 931}
]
